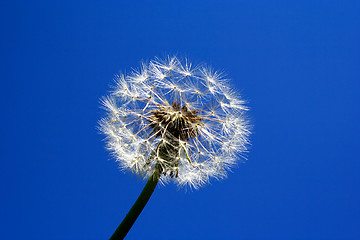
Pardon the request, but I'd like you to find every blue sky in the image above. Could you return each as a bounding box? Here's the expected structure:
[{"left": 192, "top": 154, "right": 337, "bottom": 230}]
[{"left": 1, "top": 1, "right": 359, "bottom": 239}]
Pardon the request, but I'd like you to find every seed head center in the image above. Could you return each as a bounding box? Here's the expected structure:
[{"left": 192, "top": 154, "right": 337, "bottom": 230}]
[{"left": 149, "top": 102, "right": 202, "bottom": 141}]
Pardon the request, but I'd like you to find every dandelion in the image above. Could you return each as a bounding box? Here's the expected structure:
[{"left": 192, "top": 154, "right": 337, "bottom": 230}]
[{"left": 100, "top": 56, "right": 251, "bottom": 239}]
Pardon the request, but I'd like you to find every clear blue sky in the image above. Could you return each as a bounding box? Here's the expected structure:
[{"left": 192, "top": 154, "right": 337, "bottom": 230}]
[{"left": 1, "top": 1, "right": 359, "bottom": 239}]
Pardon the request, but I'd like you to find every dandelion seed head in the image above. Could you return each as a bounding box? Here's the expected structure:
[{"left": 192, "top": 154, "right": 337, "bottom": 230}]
[{"left": 100, "top": 56, "right": 251, "bottom": 188}]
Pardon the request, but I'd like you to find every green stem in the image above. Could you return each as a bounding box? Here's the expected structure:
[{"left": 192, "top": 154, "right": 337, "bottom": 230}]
[{"left": 109, "top": 170, "right": 161, "bottom": 240}]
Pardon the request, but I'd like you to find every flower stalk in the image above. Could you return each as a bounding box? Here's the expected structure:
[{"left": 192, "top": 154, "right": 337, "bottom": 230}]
[{"left": 109, "top": 168, "right": 161, "bottom": 240}]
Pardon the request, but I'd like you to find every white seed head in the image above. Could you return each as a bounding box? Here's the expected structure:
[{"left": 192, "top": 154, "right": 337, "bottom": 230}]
[{"left": 99, "top": 56, "right": 251, "bottom": 189}]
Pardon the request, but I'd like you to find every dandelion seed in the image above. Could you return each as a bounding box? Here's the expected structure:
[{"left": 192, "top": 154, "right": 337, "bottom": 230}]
[{"left": 100, "top": 56, "right": 251, "bottom": 189}]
